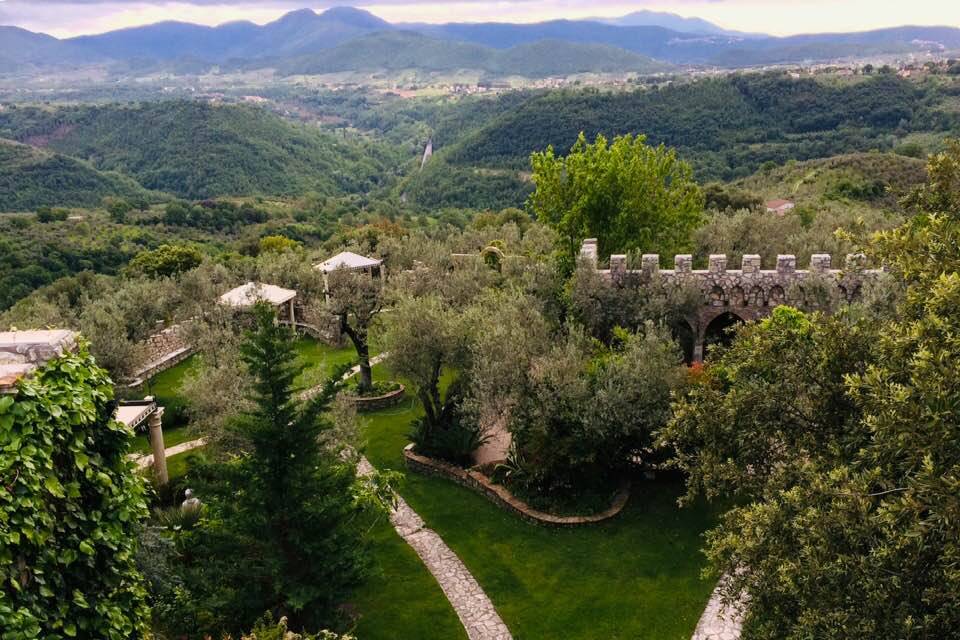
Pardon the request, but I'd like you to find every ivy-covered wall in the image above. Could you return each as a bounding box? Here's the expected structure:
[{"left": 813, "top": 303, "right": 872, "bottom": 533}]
[{"left": 0, "top": 343, "right": 149, "bottom": 639}]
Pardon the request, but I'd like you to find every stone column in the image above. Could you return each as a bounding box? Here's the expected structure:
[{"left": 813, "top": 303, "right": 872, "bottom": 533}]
[{"left": 148, "top": 407, "right": 168, "bottom": 486}]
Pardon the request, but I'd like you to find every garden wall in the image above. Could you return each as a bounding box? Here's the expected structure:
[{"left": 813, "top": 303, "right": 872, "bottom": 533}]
[{"left": 404, "top": 444, "right": 630, "bottom": 527}]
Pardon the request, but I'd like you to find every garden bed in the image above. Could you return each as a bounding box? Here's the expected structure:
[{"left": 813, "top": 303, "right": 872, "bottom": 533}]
[
  {"left": 346, "top": 383, "right": 406, "bottom": 412},
  {"left": 403, "top": 444, "right": 630, "bottom": 527}
]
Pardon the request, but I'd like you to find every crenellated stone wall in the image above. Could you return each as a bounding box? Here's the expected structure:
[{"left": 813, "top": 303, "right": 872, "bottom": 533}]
[{"left": 579, "top": 238, "right": 883, "bottom": 361}]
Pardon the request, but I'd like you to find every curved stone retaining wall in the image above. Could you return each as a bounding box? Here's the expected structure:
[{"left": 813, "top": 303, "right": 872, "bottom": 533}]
[
  {"left": 348, "top": 385, "right": 406, "bottom": 412},
  {"left": 404, "top": 444, "right": 630, "bottom": 527}
]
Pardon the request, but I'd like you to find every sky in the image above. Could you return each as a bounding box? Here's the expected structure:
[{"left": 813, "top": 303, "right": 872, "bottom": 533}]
[{"left": 2, "top": 0, "right": 960, "bottom": 39}]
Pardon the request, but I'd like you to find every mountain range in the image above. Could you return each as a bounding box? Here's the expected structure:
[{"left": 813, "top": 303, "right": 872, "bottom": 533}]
[{"left": 2, "top": 6, "right": 960, "bottom": 76}]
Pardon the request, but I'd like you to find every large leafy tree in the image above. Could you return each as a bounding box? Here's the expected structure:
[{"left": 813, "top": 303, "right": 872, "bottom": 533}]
[
  {"left": 0, "top": 343, "right": 150, "bottom": 639},
  {"left": 662, "top": 143, "right": 960, "bottom": 639},
  {"left": 174, "top": 304, "right": 373, "bottom": 635},
  {"left": 529, "top": 132, "right": 704, "bottom": 259}
]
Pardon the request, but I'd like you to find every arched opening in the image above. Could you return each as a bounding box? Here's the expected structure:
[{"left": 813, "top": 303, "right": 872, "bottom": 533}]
[
  {"left": 709, "top": 285, "right": 726, "bottom": 307},
  {"left": 672, "top": 319, "right": 697, "bottom": 365},
  {"left": 703, "top": 312, "right": 745, "bottom": 360},
  {"left": 767, "top": 285, "right": 785, "bottom": 307},
  {"left": 747, "top": 286, "right": 764, "bottom": 307},
  {"left": 730, "top": 286, "right": 746, "bottom": 307}
]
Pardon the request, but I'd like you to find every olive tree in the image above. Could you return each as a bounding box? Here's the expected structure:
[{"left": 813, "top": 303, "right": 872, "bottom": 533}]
[{"left": 325, "top": 268, "right": 384, "bottom": 393}]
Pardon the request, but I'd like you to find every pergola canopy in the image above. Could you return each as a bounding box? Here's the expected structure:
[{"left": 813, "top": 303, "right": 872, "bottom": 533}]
[
  {"left": 219, "top": 282, "right": 297, "bottom": 308},
  {"left": 315, "top": 251, "right": 382, "bottom": 273}
]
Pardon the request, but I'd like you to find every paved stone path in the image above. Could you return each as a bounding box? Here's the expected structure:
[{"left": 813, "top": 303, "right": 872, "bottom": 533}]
[
  {"left": 131, "top": 437, "right": 207, "bottom": 469},
  {"left": 691, "top": 576, "right": 744, "bottom": 640},
  {"left": 357, "top": 457, "right": 512, "bottom": 640}
]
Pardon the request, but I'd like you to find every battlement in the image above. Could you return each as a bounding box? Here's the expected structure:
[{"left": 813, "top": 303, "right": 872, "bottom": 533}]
[{"left": 581, "top": 242, "right": 877, "bottom": 279}]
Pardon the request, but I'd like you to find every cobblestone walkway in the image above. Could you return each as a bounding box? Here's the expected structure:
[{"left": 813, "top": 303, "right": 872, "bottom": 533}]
[
  {"left": 692, "top": 577, "right": 744, "bottom": 640},
  {"left": 358, "top": 457, "right": 512, "bottom": 640},
  {"left": 131, "top": 437, "right": 206, "bottom": 469}
]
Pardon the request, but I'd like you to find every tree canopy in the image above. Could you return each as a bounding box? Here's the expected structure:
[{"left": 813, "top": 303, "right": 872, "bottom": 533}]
[{"left": 529, "top": 133, "right": 704, "bottom": 259}]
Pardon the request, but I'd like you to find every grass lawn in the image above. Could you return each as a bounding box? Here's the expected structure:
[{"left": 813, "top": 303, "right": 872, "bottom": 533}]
[
  {"left": 141, "top": 349, "right": 464, "bottom": 640},
  {"left": 294, "top": 337, "right": 363, "bottom": 391},
  {"left": 360, "top": 368, "right": 721, "bottom": 640}
]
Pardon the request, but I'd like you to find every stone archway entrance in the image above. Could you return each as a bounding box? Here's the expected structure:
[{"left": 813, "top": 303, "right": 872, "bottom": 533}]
[
  {"left": 702, "top": 312, "right": 746, "bottom": 360},
  {"left": 672, "top": 319, "right": 697, "bottom": 365}
]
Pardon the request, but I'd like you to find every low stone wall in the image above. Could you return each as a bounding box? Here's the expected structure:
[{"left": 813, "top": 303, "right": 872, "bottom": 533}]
[
  {"left": 404, "top": 444, "right": 630, "bottom": 527},
  {"left": 347, "top": 385, "right": 406, "bottom": 412}
]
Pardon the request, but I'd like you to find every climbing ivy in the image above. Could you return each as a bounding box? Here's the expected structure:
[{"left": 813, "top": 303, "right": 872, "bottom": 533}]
[{"left": 0, "top": 342, "right": 150, "bottom": 639}]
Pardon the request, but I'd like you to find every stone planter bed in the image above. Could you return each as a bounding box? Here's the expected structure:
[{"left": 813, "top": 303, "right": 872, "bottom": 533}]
[
  {"left": 346, "top": 384, "right": 406, "bottom": 412},
  {"left": 403, "top": 444, "right": 630, "bottom": 527}
]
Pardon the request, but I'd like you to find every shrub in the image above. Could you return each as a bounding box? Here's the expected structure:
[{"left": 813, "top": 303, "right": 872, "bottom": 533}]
[{"left": 0, "top": 342, "right": 150, "bottom": 638}]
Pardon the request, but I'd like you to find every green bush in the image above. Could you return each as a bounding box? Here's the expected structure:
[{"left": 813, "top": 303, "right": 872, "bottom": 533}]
[{"left": 0, "top": 342, "right": 150, "bottom": 638}]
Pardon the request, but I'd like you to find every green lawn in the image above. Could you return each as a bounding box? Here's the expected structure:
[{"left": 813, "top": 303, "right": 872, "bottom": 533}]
[
  {"left": 293, "top": 337, "right": 362, "bottom": 391},
  {"left": 360, "top": 368, "right": 721, "bottom": 640},
  {"left": 139, "top": 345, "right": 464, "bottom": 639}
]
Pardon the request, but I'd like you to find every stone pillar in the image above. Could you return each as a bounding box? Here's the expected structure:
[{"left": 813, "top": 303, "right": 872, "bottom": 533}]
[
  {"left": 609, "top": 255, "right": 627, "bottom": 281},
  {"left": 580, "top": 238, "right": 598, "bottom": 269},
  {"left": 810, "top": 254, "right": 832, "bottom": 273},
  {"left": 641, "top": 254, "right": 660, "bottom": 277},
  {"left": 776, "top": 255, "right": 797, "bottom": 274},
  {"left": 148, "top": 407, "right": 168, "bottom": 486},
  {"left": 741, "top": 254, "right": 761, "bottom": 274},
  {"left": 675, "top": 254, "right": 693, "bottom": 274},
  {"left": 708, "top": 254, "right": 728, "bottom": 274},
  {"left": 845, "top": 253, "right": 867, "bottom": 272}
]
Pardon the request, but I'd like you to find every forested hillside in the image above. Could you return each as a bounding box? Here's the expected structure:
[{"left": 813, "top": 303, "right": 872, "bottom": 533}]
[
  {"left": 280, "top": 31, "right": 669, "bottom": 76},
  {"left": 400, "top": 74, "right": 959, "bottom": 208},
  {"left": 0, "top": 102, "right": 407, "bottom": 199},
  {"left": 0, "top": 139, "right": 155, "bottom": 211}
]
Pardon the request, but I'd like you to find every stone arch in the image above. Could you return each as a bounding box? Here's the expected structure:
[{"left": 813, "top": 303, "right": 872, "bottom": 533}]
[
  {"left": 729, "top": 286, "right": 746, "bottom": 307},
  {"left": 709, "top": 285, "right": 726, "bottom": 307},
  {"left": 747, "top": 285, "right": 764, "bottom": 307},
  {"left": 672, "top": 318, "right": 697, "bottom": 365},
  {"left": 767, "top": 285, "right": 786, "bottom": 307},
  {"left": 703, "top": 311, "right": 746, "bottom": 360}
]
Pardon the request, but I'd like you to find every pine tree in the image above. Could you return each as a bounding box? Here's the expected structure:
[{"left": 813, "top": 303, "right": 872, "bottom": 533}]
[{"left": 177, "top": 304, "right": 369, "bottom": 635}]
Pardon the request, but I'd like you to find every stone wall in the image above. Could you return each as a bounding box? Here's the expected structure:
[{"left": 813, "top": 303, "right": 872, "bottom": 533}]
[
  {"left": 579, "top": 238, "right": 883, "bottom": 360},
  {"left": 126, "top": 321, "right": 195, "bottom": 387},
  {"left": 404, "top": 444, "right": 630, "bottom": 527}
]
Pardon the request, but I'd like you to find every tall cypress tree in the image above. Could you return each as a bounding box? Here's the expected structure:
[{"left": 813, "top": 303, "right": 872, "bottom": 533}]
[{"left": 178, "top": 304, "right": 368, "bottom": 635}]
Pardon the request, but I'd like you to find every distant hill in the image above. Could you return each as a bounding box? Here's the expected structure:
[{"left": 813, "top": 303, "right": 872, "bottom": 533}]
[
  {"left": 66, "top": 6, "right": 390, "bottom": 62},
  {"left": 5, "top": 7, "right": 960, "bottom": 74},
  {"left": 279, "top": 31, "right": 670, "bottom": 76},
  {"left": 0, "top": 102, "right": 402, "bottom": 200},
  {"left": 401, "top": 73, "right": 957, "bottom": 209},
  {"left": 0, "top": 26, "right": 106, "bottom": 70},
  {"left": 0, "top": 138, "right": 153, "bottom": 211},
  {"left": 591, "top": 10, "right": 762, "bottom": 38}
]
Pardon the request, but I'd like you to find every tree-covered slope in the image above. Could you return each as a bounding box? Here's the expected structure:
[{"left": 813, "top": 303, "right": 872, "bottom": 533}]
[
  {"left": 0, "top": 102, "right": 403, "bottom": 199},
  {"left": 280, "top": 31, "right": 669, "bottom": 77},
  {"left": 734, "top": 152, "right": 928, "bottom": 211},
  {"left": 439, "top": 74, "right": 954, "bottom": 180},
  {"left": 0, "top": 138, "right": 154, "bottom": 211}
]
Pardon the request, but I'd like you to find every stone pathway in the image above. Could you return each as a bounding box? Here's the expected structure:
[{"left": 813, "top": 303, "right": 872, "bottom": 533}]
[
  {"left": 691, "top": 576, "right": 744, "bottom": 640},
  {"left": 358, "top": 458, "right": 512, "bottom": 640},
  {"left": 131, "top": 437, "right": 207, "bottom": 469}
]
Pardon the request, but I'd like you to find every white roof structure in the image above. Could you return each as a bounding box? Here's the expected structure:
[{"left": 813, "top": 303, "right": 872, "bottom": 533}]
[
  {"left": 315, "top": 251, "right": 382, "bottom": 273},
  {"left": 0, "top": 330, "right": 77, "bottom": 392},
  {"left": 115, "top": 399, "right": 158, "bottom": 430},
  {"left": 219, "top": 282, "right": 297, "bottom": 308}
]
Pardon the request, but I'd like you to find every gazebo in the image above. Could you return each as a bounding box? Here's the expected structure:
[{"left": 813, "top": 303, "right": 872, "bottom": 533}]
[
  {"left": 218, "top": 282, "right": 297, "bottom": 324},
  {"left": 315, "top": 251, "right": 383, "bottom": 300},
  {"left": 315, "top": 251, "right": 382, "bottom": 276}
]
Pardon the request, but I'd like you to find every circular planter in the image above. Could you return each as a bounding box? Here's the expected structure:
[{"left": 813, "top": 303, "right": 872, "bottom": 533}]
[{"left": 346, "top": 384, "right": 405, "bottom": 412}]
